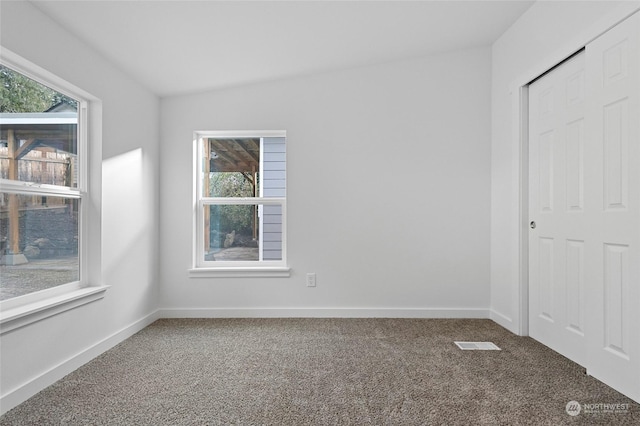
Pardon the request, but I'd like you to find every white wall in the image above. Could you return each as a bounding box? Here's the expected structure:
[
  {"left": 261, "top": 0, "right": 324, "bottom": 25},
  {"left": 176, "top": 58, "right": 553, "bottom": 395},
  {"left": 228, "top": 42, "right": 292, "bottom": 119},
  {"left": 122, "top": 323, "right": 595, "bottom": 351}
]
[
  {"left": 0, "top": 1, "right": 160, "bottom": 411},
  {"left": 159, "top": 47, "right": 492, "bottom": 316},
  {"left": 490, "top": 1, "right": 640, "bottom": 334}
]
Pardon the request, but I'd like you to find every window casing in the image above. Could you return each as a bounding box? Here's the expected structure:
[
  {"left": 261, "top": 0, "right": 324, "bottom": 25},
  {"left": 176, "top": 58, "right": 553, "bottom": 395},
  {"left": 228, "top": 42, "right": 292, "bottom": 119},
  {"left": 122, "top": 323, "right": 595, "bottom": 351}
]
[
  {"left": 0, "top": 49, "right": 105, "bottom": 333},
  {"left": 192, "top": 131, "right": 289, "bottom": 277}
]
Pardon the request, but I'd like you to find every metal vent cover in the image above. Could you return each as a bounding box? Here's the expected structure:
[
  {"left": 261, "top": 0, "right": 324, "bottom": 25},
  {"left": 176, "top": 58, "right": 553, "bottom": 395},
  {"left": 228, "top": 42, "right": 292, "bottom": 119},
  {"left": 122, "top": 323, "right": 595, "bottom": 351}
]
[{"left": 454, "top": 341, "right": 501, "bottom": 350}]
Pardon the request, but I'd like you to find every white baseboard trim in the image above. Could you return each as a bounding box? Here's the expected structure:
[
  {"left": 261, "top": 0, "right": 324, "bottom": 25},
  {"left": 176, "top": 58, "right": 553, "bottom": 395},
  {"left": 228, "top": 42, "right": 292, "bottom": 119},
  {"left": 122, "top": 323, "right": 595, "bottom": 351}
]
[
  {"left": 159, "top": 307, "right": 490, "bottom": 319},
  {"left": 0, "top": 309, "right": 161, "bottom": 415},
  {"left": 490, "top": 309, "right": 516, "bottom": 333}
]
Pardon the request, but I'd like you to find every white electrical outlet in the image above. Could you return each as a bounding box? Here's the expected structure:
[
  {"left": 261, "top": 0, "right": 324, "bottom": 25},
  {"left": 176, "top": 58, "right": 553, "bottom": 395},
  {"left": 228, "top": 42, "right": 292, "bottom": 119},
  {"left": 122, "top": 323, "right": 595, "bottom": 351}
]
[{"left": 306, "top": 273, "right": 316, "bottom": 287}]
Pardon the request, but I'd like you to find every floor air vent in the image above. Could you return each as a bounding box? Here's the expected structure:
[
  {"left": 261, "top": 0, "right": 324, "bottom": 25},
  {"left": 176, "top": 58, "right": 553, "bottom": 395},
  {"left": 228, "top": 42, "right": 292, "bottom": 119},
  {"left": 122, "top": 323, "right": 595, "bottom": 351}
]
[{"left": 455, "top": 341, "right": 501, "bottom": 350}]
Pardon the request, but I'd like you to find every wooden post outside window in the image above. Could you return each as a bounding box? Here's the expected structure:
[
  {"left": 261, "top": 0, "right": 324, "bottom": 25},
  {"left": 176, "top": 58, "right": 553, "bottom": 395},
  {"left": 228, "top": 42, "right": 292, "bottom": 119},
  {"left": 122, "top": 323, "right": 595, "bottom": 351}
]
[
  {"left": 252, "top": 164, "right": 258, "bottom": 241},
  {"left": 7, "top": 129, "right": 21, "bottom": 255}
]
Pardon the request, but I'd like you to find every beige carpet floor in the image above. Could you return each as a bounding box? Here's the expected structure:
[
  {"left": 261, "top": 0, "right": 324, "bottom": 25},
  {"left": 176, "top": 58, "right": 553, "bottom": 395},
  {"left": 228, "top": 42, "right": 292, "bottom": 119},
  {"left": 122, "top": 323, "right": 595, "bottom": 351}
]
[{"left": 1, "top": 318, "right": 638, "bottom": 425}]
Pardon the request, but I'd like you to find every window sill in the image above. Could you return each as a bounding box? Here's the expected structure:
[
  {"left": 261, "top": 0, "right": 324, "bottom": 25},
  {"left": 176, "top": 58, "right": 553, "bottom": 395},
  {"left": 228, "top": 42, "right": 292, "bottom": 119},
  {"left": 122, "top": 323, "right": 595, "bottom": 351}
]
[
  {"left": 0, "top": 285, "right": 110, "bottom": 335},
  {"left": 188, "top": 267, "right": 291, "bottom": 278}
]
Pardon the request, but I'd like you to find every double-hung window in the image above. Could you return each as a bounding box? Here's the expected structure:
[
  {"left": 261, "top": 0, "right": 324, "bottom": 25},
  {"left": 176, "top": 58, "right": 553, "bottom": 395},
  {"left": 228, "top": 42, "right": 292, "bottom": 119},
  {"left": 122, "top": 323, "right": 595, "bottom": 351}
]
[
  {"left": 0, "top": 52, "right": 104, "bottom": 333},
  {"left": 192, "top": 131, "right": 288, "bottom": 277}
]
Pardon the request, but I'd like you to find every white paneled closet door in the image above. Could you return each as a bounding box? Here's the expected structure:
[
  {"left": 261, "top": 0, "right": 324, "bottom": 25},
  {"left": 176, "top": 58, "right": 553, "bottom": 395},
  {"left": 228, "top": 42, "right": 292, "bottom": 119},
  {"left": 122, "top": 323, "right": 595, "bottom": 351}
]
[
  {"left": 529, "top": 51, "right": 588, "bottom": 367},
  {"left": 585, "top": 11, "right": 640, "bottom": 402},
  {"left": 529, "top": 10, "right": 640, "bottom": 402}
]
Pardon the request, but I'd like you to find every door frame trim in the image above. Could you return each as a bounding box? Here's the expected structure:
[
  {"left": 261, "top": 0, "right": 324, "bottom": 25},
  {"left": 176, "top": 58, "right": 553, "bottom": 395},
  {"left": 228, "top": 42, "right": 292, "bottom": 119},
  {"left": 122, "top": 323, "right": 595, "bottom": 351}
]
[
  {"left": 507, "top": 4, "right": 640, "bottom": 337},
  {"left": 517, "top": 85, "right": 529, "bottom": 337}
]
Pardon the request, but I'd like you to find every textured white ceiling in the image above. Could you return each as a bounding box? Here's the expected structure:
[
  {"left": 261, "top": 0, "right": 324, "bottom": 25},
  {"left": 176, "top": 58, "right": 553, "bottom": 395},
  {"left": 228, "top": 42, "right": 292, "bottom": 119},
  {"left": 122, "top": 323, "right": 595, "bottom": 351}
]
[{"left": 32, "top": 0, "right": 535, "bottom": 97}]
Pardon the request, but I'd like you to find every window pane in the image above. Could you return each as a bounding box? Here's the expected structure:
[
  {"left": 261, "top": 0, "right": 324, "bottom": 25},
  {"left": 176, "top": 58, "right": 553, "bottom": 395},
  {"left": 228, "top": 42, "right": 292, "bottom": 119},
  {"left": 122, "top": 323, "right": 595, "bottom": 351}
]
[
  {"left": 0, "top": 193, "right": 79, "bottom": 300},
  {"left": 0, "top": 65, "right": 79, "bottom": 188},
  {"left": 204, "top": 203, "right": 282, "bottom": 262},
  {"left": 202, "top": 138, "right": 260, "bottom": 197}
]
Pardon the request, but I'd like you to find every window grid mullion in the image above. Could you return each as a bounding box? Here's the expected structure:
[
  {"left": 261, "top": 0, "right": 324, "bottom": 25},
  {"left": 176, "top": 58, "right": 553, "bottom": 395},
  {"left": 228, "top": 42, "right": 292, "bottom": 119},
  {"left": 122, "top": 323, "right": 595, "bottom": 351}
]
[{"left": 0, "top": 179, "right": 82, "bottom": 198}]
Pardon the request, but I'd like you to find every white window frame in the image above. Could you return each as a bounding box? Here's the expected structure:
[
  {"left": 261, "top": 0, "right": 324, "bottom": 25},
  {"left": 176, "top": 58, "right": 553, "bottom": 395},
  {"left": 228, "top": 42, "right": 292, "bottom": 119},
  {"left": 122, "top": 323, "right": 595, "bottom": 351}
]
[
  {"left": 190, "top": 130, "right": 290, "bottom": 278},
  {"left": 0, "top": 48, "right": 107, "bottom": 334}
]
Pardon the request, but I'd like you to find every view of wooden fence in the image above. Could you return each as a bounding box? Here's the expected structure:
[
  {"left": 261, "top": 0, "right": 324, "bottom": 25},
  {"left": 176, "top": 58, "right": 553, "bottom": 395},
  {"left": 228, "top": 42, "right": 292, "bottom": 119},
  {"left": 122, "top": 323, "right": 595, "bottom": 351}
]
[{"left": 0, "top": 146, "right": 76, "bottom": 186}]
